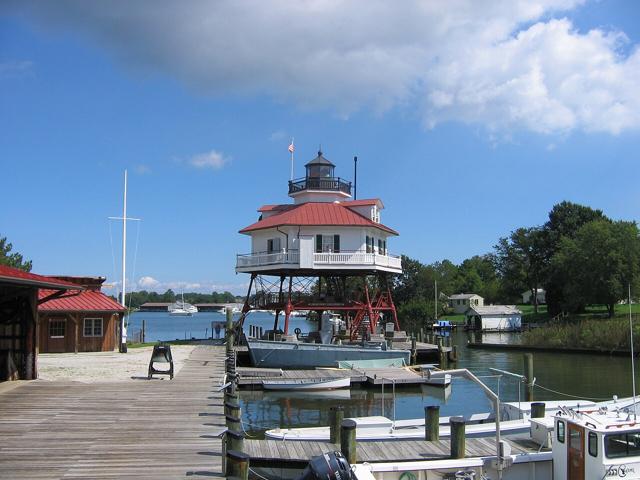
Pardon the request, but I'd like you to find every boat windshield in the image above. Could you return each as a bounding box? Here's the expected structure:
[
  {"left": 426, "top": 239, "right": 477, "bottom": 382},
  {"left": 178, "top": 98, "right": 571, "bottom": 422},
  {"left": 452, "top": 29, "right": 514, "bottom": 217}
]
[{"left": 605, "top": 431, "right": 640, "bottom": 458}]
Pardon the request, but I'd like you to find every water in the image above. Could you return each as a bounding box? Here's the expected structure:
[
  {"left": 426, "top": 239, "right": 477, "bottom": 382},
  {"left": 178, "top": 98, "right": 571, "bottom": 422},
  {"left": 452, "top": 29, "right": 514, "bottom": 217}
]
[{"left": 127, "top": 312, "right": 638, "bottom": 436}]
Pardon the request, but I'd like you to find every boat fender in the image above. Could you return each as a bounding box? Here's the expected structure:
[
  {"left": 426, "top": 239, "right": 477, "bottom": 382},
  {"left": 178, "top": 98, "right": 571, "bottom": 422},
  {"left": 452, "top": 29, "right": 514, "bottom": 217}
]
[{"left": 294, "top": 328, "right": 301, "bottom": 336}]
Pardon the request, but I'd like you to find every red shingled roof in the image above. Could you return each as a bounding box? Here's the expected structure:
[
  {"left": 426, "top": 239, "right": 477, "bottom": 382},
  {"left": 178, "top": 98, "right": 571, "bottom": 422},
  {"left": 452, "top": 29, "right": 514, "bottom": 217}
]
[
  {"left": 0, "top": 265, "right": 82, "bottom": 290},
  {"left": 38, "top": 289, "right": 125, "bottom": 312},
  {"left": 240, "top": 202, "right": 398, "bottom": 235}
]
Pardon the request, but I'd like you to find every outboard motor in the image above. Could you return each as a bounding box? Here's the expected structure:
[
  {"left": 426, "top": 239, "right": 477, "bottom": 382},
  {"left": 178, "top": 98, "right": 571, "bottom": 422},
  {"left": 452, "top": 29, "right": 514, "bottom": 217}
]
[{"left": 296, "top": 451, "right": 355, "bottom": 480}]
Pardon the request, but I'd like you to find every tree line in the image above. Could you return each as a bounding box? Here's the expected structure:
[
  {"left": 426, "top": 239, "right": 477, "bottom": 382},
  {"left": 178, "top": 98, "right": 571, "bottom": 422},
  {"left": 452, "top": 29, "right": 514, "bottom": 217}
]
[
  {"left": 394, "top": 201, "right": 640, "bottom": 330},
  {"left": 126, "top": 290, "right": 238, "bottom": 309}
]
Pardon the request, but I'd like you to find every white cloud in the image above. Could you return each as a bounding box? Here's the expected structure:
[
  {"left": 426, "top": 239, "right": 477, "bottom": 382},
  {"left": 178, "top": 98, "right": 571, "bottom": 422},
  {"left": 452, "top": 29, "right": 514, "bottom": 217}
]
[
  {"left": 188, "top": 149, "right": 229, "bottom": 170},
  {"left": 7, "top": 0, "right": 640, "bottom": 135},
  {"left": 137, "top": 276, "right": 160, "bottom": 289},
  {"left": 133, "top": 276, "right": 247, "bottom": 295}
]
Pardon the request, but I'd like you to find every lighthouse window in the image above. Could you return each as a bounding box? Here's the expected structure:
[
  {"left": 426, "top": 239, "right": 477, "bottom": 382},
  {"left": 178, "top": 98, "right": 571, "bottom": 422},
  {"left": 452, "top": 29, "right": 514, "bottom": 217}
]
[
  {"left": 317, "top": 235, "right": 339, "bottom": 253},
  {"left": 557, "top": 420, "right": 565, "bottom": 443},
  {"left": 267, "top": 238, "right": 281, "bottom": 253}
]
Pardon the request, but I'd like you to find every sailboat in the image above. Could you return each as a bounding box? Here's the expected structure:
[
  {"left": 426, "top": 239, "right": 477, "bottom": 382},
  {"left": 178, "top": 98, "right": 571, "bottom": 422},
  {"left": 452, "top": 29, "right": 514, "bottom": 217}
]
[{"left": 168, "top": 291, "right": 198, "bottom": 316}]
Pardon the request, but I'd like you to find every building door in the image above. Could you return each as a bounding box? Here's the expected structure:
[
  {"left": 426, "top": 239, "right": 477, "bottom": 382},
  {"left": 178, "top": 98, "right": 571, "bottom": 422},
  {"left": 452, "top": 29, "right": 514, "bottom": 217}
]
[
  {"left": 567, "top": 423, "right": 585, "bottom": 480},
  {"left": 47, "top": 318, "right": 67, "bottom": 353}
]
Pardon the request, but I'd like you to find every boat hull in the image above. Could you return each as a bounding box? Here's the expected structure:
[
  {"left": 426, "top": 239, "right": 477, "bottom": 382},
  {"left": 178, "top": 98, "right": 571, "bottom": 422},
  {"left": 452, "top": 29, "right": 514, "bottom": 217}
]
[
  {"left": 262, "top": 377, "right": 350, "bottom": 391},
  {"left": 247, "top": 339, "right": 411, "bottom": 368}
]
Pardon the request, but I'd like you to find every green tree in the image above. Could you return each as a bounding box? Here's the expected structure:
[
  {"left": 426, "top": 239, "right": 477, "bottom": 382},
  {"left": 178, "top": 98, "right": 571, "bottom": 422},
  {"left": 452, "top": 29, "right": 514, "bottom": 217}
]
[
  {"left": 543, "top": 202, "right": 609, "bottom": 315},
  {"left": 494, "top": 227, "right": 546, "bottom": 311},
  {"left": 0, "top": 236, "right": 32, "bottom": 272},
  {"left": 554, "top": 220, "right": 640, "bottom": 316}
]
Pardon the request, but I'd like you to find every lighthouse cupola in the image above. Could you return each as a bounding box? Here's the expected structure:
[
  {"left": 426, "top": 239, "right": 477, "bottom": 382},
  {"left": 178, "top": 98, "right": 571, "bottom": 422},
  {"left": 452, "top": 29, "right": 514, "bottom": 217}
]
[{"left": 288, "top": 150, "right": 352, "bottom": 204}]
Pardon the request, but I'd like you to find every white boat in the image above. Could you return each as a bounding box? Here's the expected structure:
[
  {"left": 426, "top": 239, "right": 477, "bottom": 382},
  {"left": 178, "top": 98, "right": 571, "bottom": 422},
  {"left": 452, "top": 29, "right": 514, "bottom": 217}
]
[
  {"left": 168, "top": 293, "right": 198, "bottom": 316},
  {"left": 352, "top": 403, "right": 640, "bottom": 480},
  {"left": 262, "top": 376, "right": 350, "bottom": 391}
]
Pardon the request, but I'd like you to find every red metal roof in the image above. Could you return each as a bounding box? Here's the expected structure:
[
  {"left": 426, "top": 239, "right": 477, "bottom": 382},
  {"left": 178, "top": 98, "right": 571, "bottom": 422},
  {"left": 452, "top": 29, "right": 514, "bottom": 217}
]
[
  {"left": 341, "top": 198, "right": 384, "bottom": 207},
  {"left": 38, "top": 289, "right": 126, "bottom": 312},
  {"left": 0, "top": 265, "right": 82, "bottom": 290},
  {"left": 240, "top": 202, "right": 398, "bottom": 235}
]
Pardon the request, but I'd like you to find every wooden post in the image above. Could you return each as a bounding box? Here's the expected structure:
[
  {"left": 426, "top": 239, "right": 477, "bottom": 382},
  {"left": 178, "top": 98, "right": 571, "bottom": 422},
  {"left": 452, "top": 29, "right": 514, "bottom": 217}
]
[
  {"left": 419, "top": 328, "right": 424, "bottom": 343},
  {"left": 225, "top": 400, "right": 241, "bottom": 419},
  {"left": 227, "top": 429, "right": 244, "bottom": 453},
  {"left": 226, "top": 414, "right": 241, "bottom": 433},
  {"left": 226, "top": 450, "right": 249, "bottom": 480},
  {"left": 411, "top": 336, "right": 417, "bottom": 365},
  {"left": 226, "top": 307, "right": 234, "bottom": 349},
  {"left": 524, "top": 353, "right": 534, "bottom": 401},
  {"left": 425, "top": 405, "right": 440, "bottom": 441},
  {"left": 142, "top": 319, "right": 146, "bottom": 343},
  {"left": 448, "top": 345, "right": 458, "bottom": 362},
  {"left": 531, "top": 402, "right": 546, "bottom": 418},
  {"left": 450, "top": 416, "right": 466, "bottom": 459},
  {"left": 340, "top": 419, "right": 357, "bottom": 464},
  {"left": 329, "top": 406, "right": 344, "bottom": 444}
]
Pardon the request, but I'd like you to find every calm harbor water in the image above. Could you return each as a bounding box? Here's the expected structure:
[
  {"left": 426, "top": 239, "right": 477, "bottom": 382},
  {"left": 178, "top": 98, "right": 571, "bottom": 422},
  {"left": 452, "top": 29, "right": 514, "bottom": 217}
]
[{"left": 128, "top": 311, "right": 638, "bottom": 437}]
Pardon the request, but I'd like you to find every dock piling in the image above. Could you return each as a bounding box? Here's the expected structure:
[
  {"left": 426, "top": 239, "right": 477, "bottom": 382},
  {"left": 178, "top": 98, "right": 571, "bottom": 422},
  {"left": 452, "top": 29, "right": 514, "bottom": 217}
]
[
  {"left": 329, "top": 406, "right": 344, "bottom": 444},
  {"left": 340, "top": 419, "right": 357, "bottom": 464},
  {"left": 448, "top": 345, "right": 458, "bottom": 362},
  {"left": 425, "top": 405, "right": 440, "bottom": 441},
  {"left": 450, "top": 416, "right": 466, "bottom": 459},
  {"left": 227, "top": 430, "right": 244, "bottom": 453},
  {"left": 226, "top": 450, "right": 249, "bottom": 480},
  {"left": 524, "top": 353, "right": 534, "bottom": 401},
  {"left": 411, "top": 336, "right": 417, "bottom": 365}
]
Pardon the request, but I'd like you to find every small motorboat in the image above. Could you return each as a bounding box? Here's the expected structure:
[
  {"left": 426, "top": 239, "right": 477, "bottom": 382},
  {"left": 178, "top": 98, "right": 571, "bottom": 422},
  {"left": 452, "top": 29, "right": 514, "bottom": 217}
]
[
  {"left": 431, "top": 320, "right": 455, "bottom": 330},
  {"left": 262, "top": 376, "right": 350, "bottom": 391}
]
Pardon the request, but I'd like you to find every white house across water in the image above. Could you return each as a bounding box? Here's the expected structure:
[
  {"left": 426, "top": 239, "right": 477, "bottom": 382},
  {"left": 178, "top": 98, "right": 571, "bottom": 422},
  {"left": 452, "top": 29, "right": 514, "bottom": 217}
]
[{"left": 465, "top": 305, "right": 522, "bottom": 331}]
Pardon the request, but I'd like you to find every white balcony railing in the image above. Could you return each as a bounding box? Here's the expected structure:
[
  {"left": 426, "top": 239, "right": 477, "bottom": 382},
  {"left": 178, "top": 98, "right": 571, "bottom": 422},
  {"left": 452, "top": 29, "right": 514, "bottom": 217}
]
[
  {"left": 236, "top": 249, "right": 402, "bottom": 271},
  {"left": 236, "top": 250, "right": 300, "bottom": 268}
]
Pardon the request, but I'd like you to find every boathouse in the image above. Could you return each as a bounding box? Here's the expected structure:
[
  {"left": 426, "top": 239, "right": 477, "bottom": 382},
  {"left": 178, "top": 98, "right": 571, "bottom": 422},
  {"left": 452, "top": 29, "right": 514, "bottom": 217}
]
[
  {"left": 0, "top": 265, "right": 81, "bottom": 381},
  {"left": 448, "top": 293, "right": 484, "bottom": 314},
  {"left": 38, "top": 276, "right": 125, "bottom": 353},
  {"left": 465, "top": 305, "right": 522, "bottom": 331}
]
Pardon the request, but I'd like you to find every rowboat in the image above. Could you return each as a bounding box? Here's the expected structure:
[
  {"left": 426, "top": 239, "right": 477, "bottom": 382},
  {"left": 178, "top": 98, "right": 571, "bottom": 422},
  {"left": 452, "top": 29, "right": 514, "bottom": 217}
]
[{"left": 262, "top": 376, "right": 350, "bottom": 391}]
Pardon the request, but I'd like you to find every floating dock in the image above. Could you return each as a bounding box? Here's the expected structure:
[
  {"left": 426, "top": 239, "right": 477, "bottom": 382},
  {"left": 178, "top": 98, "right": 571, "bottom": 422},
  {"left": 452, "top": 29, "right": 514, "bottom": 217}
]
[{"left": 238, "top": 364, "right": 444, "bottom": 387}]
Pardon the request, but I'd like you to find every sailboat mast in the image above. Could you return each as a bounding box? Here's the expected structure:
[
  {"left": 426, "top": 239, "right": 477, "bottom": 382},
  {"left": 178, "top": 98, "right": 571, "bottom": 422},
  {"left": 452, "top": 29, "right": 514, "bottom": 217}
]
[
  {"left": 122, "top": 169, "right": 127, "bottom": 309},
  {"left": 120, "top": 170, "right": 128, "bottom": 352}
]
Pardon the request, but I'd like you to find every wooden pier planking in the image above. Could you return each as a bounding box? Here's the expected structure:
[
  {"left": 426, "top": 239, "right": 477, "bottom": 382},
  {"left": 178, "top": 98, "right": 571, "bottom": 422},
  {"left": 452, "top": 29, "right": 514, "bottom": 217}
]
[
  {"left": 0, "top": 345, "right": 227, "bottom": 479},
  {"left": 237, "top": 364, "right": 435, "bottom": 387},
  {"left": 244, "top": 435, "right": 546, "bottom": 466}
]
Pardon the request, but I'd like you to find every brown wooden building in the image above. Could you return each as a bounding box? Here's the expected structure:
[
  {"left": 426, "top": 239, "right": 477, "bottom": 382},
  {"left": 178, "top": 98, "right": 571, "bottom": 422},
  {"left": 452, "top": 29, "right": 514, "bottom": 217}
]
[
  {"left": 38, "top": 276, "right": 125, "bottom": 353},
  {"left": 0, "top": 265, "right": 81, "bottom": 381}
]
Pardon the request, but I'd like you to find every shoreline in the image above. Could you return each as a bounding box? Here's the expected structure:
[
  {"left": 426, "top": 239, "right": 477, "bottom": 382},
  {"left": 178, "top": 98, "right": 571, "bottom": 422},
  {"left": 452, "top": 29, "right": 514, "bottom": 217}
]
[{"left": 467, "top": 341, "right": 636, "bottom": 356}]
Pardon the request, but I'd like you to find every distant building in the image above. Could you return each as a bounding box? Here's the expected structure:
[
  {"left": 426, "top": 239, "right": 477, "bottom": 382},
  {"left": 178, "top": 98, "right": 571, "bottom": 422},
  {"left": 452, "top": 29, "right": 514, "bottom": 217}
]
[
  {"left": 38, "top": 276, "right": 125, "bottom": 353},
  {"left": 522, "top": 288, "right": 546, "bottom": 305},
  {"left": 465, "top": 305, "right": 522, "bottom": 331},
  {"left": 448, "top": 293, "right": 484, "bottom": 314}
]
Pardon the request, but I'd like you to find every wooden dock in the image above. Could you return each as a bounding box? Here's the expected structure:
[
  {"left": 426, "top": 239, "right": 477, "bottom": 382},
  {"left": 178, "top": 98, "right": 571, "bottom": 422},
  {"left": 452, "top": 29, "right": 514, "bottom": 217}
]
[
  {"left": 237, "top": 364, "right": 439, "bottom": 387},
  {"left": 244, "top": 435, "right": 545, "bottom": 468},
  {"left": 0, "top": 345, "right": 226, "bottom": 479}
]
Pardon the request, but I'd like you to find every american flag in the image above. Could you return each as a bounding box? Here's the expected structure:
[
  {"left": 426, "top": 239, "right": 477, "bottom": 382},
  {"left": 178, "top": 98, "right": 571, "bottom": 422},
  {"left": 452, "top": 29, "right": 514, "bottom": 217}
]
[{"left": 288, "top": 141, "right": 295, "bottom": 153}]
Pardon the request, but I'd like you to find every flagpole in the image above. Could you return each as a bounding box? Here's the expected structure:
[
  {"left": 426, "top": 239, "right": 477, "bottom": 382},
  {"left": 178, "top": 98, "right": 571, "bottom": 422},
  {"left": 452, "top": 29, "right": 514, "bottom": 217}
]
[{"left": 290, "top": 137, "right": 294, "bottom": 181}]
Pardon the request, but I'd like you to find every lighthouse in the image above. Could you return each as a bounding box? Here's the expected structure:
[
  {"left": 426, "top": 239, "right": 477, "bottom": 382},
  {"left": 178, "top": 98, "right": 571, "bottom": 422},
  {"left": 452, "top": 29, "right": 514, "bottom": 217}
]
[{"left": 235, "top": 149, "right": 402, "bottom": 340}]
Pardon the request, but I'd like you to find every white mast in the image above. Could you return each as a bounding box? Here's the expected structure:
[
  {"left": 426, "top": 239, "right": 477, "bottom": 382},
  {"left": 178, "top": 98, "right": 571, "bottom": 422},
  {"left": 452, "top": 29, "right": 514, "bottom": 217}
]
[
  {"left": 122, "top": 169, "right": 127, "bottom": 310},
  {"left": 109, "top": 170, "right": 140, "bottom": 353},
  {"left": 435, "top": 280, "right": 438, "bottom": 320},
  {"left": 289, "top": 137, "right": 295, "bottom": 180}
]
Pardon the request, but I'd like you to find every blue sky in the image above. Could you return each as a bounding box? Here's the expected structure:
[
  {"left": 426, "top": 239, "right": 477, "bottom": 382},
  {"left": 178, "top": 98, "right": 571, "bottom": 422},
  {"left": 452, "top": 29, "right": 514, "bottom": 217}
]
[{"left": 1, "top": 1, "right": 639, "bottom": 295}]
